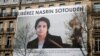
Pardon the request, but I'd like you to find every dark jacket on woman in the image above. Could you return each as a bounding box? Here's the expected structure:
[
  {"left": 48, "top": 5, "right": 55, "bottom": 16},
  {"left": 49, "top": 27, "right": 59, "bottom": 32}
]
[{"left": 27, "top": 33, "right": 63, "bottom": 49}]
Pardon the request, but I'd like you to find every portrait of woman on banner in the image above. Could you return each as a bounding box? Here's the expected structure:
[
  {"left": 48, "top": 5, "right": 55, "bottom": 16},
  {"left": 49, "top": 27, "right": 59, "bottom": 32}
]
[{"left": 27, "top": 17, "right": 63, "bottom": 49}]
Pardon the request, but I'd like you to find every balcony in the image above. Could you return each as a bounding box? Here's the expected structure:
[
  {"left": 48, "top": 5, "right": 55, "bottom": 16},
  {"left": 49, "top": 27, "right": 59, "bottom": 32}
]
[
  {"left": 5, "top": 45, "right": 12, "bottom": 48},
  {"left": 11, "top": 12, "right": 17, "bottom": 16},
  {"left": 7, "top": 28, "right": 14, "bottom": 32},
  {"left": 93, "top": 30, "right": 100, "bottom": 35},
  {"left": 91, "top": 8, "right": 100, "bottom": 16},
  {"left": 0, "top": 28, "right": 4, "bottom": 34},
  {"left": 22, "top": 0, "right": 67, "bottom": 4},
  {"left": 93, "top": 27, "right": 100, "bottom": 36},
  {"left": 91, "top": 3, "right": 100, "bottom": 16},
  {"left": 0, "top": 45, "right": 13, "bottom": 51},
  {"left": 0, "top": 12, "right": 17, "bottom": 19},
  {"left": 93, "top": 8, "right": 100, "bottom": 13}
]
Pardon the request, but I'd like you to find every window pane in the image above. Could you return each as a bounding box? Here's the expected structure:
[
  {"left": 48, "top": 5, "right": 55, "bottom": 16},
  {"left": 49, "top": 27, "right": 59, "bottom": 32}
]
[
  {"left": 38, "top": 5, "right": 44, "bottom": 8},
  {"left": 7, "top": 21, "right": 14, "bottom": 32},
  {"left": 25, "top": 7, "right": 31, "bottom": 9},
  {"left": 94, "top": 3, "right": 100, "bottom": 12},
  {"left": 95, "top": 37, "right": 100, "bottom": 52},
  {"left": 59, "top": 3, "right": 65, "bottom": 6},
  {"left": 9, "top": 21, "right": 13, "bottom": 28},
  {"left": 11, "top": 8, "right": 17, "bottom": 16},
  {"left": 27, "top": 0, "right": 32, "bottom": 1},
  {"left": 0, "top": 36, "right": 2, "bottom": 48},
  {"left": 5, "top": 53, "right": 9, "bottom": 56},
  {"left": 2, "top": 9, "right": 6, "bottom": 16},
  {"left": 75, "top": 2, "right": 81, "bottom": 5},
  {"left": 95, "top": 40, "right": 98, "bottom": 51},
  {"left": 0, "top": 22, "right": 3, "bottom": 28},
  {"left": 39, "top": 0, "right": 45, "bottom": 2},
  {"left": 4, "top": 0, "right": 8, "bottom": 3},
  {"left": 6, "top": 36, "right": 11, "bottom": 48},
  {"left": 99, "top": 41, "right": 100, "bottom": 51},
  {"left": 93, "top": 18, "right": 100, "bottom": 28},
  {"left": 49, "top": 4, "right": 54, "bottom": 7}
]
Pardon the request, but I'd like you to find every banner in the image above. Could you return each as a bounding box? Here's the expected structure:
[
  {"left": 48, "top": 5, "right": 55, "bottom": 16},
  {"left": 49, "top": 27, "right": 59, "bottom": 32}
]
[{"left": 14, "top": 5, "right": 87, "bottom": 56}]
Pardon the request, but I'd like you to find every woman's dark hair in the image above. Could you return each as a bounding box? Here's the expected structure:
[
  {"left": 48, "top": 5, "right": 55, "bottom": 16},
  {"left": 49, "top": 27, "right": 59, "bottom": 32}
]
[{"left": 35, "top": 17, "right": 50, "bottom": 29}]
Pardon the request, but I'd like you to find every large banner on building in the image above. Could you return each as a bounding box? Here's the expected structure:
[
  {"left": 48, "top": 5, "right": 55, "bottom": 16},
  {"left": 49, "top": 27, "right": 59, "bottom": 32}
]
[{"left": 14, "top": 5, "right": 87, "bottom": 56}]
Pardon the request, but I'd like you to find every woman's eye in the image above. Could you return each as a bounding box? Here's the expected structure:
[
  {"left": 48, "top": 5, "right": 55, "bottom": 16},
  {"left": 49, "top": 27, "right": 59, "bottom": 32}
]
[{"left": 43, "top": 25, "right": 46, "bottom": 28}]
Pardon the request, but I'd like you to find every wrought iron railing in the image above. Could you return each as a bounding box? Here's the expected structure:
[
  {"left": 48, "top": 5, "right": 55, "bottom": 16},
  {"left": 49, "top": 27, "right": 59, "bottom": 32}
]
[{"left": 0, "top": 12, "right": 17, "bottom": 17}]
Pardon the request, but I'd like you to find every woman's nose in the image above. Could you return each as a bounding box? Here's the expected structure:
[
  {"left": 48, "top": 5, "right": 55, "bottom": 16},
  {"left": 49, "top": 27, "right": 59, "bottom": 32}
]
[{"left": 40, "top": 27, "right": 43, "bottom": 30}]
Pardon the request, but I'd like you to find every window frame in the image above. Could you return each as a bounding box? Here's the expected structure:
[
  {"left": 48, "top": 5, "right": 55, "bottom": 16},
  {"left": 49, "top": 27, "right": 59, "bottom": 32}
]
[
  {"left": 93, "top": 17, "right": 100, "bottom": 53},
  {"left": 93, "top": 3, "right": 100, "bottom": 12},
  {"left": 5, "top": 35, "right": 12, "bottom": 48}
]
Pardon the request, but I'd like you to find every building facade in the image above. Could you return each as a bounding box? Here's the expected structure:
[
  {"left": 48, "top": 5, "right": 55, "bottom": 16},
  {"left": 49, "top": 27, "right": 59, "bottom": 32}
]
[
  {"left": 0, "top": 0, "right": 18, "bottom": 56},
  {"left": 0, "top": 0, "right": 100, "bottom": 56}
]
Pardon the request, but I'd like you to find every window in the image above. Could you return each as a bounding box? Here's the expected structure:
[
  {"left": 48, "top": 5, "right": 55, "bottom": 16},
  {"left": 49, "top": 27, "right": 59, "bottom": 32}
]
[
  {"left": 93, "top": 3, "right": 100, "bottom": 12},
  {"left": 5, "top": 53, "right": 9, "bottom": 56},
  {"left": 2, "top": 9, "right": 6, "bottom": 17},
  {"left": 95, "top": 37, "right": 100, "bottom": 52},
  {"left": 7, "top": 21, "right": 14, "bottom": 32},
  {"left": 93, "top": 18, "right": 100, "bottom": 36},
  {"left": 75, "top": 2, "right": 81, "bottom": 5},
  {"left": 39, "top": 0, "right": 45, "bottom": 2},
  {"left": 0, "top": 22, "right": 3, "bottom": 29},
  {"left": 27, "top": 0, "right": 32, "bottom": 1},
  {"left": 6, "top": 36, "right": 11, "bottom": 48},
  {"left": 11, "top": 8, "right": 17, "bottom": 16},
  {"left": 13, "top": 0, "right": 17, "bottom": 2},
  {"left": 0, "top": 9, "right": 1, "bottom": 16},
  {"left": 45, "top": 0, "right": 49, "bottom": 2},
  {"left": 25, "top": 7, "right": 31, "bottom": 9},
  {"left": 0, "top": 52, "right": 1, "bottom": 56},
  {"left": 9, "top": 21, "right": 13, "bottom": 28},
  {"left": 33, "top": 0, "right": 39, "bottom": 3},
  {"left": 38, "top": 5, "right": 44, "bottom": 8},
  {"left": 93, "top": 18, "right": 100, "bottom": 28},
  {"left": 4, "top": 0, "right": 8, "bottom": 3},
  {"left": 0, "top": 22, "right": 3, "bottom": 32},
  {"left": 0, "top": 36, "right": 1, "bottom": 48},
  {"left": 59, "top": 3, "right": 65, "bottom": 6},
  {"left": 49, "top": 4, "right": 54, "bottom": 7},
  {"left": 93, "top": 18, "right": 100, "bottom": 52}
]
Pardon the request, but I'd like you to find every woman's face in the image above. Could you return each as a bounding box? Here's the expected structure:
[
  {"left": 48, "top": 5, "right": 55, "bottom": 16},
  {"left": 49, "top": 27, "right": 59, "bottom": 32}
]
[{"left": 36, "top": 21, "right": 48, "bottom": 37}]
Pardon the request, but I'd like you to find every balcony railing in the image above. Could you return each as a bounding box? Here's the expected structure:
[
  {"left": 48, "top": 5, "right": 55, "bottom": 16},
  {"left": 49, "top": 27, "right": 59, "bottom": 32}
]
[
  {"left": 5, "top": 45, "right": 12, "bottom": 48},
  {"left": 93, "top": 8, "right": 100, "bottom": 13},
  {"left": 93, "top": 26, "right": 100, "bottom": 29},
  {"left": 0, "top": 12, "right": 17, "bottom": 17},
  {"left": 91, "top": 8, "right": 100, "bottom": 16},
  {"left": 93, "top": 26, "right": 100, "bottom": 35},
  {"left": 7, "top": 28, "right": 14, "bottom": 32},
  {"left": 22, "top": 0, "right": 67, "bottom": 4},
  {"left": 0, "top": 28, "right": 4, "bottom": 34},
  {"left": 93, "top": 30, "right": 100, "bottom": 35},
  {"left": 11, "top": 12, "right": 17, "bottom": 16},
  {"left": 0, "top": 28, "right": 3, "bottom": 33}
]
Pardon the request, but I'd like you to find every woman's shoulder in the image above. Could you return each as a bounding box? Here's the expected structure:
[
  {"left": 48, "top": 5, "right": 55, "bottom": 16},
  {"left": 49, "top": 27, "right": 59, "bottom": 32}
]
[
  {"left": 47, "top": 34, "right": 63, "bottom": 48},
  {"left": 27, "top": 38, "right": 38, "bottom": 48},
  {"left": 48, "top": 34, "right": 62, "bottom": 41}
]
